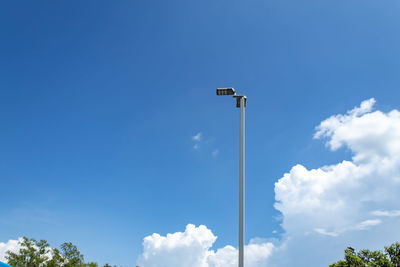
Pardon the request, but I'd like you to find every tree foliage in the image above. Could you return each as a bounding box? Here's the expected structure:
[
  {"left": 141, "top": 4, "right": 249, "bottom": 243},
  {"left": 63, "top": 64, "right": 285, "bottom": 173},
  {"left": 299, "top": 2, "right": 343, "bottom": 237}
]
[
  {"left": 5, "top": 237, "right": 120, "bottom": 267},
  {"left": 330, "top": 242, "right": 400, "bottom": 267},
  {"left": 6, "top": 237, "right": 50, "bottom": 267}
]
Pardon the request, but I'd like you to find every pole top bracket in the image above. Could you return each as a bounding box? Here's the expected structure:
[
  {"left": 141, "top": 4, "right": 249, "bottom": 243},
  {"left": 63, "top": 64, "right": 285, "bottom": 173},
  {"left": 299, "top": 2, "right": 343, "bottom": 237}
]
[{"left": 233, "top": 95, "right": 247, "bottom": 108}]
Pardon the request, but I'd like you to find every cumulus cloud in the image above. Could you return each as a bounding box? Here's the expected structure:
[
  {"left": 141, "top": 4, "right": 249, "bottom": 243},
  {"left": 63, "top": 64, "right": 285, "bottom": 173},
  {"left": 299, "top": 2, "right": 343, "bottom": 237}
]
[
  {"left": 137, "top": 224, "right": 274, "bottom": 267},
  {"left": 0, "top": 238, "right": 22, "bottom": 262},
  {"left": 273, "top": 98, "right": 400, "bottom": 266}
]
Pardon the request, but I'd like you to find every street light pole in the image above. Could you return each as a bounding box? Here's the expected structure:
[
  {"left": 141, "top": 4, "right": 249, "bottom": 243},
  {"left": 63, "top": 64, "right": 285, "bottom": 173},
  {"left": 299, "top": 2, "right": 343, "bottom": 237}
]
[
  {"left": 216, "top": 88, "right": 247, "bottom": 267},
  {"left": 238, "top": 95, "right": 245, "bottom": 267}
]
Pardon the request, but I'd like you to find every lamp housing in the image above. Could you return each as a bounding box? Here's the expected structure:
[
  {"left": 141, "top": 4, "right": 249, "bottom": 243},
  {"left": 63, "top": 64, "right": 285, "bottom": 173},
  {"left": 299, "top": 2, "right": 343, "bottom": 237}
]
[{"left": 216, "top": 88, "right": 236, "bottom": 96}]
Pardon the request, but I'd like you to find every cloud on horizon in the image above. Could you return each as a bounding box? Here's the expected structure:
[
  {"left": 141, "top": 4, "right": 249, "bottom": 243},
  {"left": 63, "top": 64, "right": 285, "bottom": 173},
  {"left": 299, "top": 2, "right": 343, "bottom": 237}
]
[{"left": 136, "top": 224, "right": 274, "bottom": 267}]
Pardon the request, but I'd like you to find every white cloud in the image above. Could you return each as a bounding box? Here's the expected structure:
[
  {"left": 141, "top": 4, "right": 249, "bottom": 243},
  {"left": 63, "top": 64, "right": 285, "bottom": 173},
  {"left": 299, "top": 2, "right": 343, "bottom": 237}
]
[
  {"left": 137, "top": 224, "right": 274, "bottom": 267},
  {"left": 354, "top": 219, "right": 382, "bottom": 230},
  {"left": 138, "top": 224, "right": 214, "bottom": 267},
  {"left": 0, "top": 238, "right": 22, "bottom": 262},
  {"left": 208, "top": 240, "right": 274, "bottom": 267},
  {"left": 371, "top": 210, "right": 400, "bottom": 217},
  {"left": 194, "top": 143, "right": 200, "bottom": 150},
  {"left": 314, "top": 228, "right": 339, "bottom": 237},
  {"left": 273, "top": 98, "right": 400, "bottom": 266},
  {"left": 192, "top": 132, "right": 202, "bottom": 141}
]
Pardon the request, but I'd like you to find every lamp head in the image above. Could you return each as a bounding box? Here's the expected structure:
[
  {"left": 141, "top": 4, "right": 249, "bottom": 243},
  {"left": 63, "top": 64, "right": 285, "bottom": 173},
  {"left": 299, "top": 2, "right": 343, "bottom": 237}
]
[{"left": 216, "top": 88, "right": 236, "bottom": 96}]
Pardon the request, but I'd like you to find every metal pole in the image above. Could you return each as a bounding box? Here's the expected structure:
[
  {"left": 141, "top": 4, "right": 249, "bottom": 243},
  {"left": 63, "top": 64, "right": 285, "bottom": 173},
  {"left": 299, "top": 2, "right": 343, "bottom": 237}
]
[{"left": 239, "top": 96, "right": 245, "bottom": 267}]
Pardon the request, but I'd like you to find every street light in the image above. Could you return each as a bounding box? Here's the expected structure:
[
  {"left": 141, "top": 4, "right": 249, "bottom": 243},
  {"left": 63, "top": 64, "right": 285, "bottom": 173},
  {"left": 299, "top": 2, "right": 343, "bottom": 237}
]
[
  {"left": 216, "top": 88, "right": 246, "bottom": 267},
  {"left": 216, "top": 88, "right": 236, "bottom": 95}
]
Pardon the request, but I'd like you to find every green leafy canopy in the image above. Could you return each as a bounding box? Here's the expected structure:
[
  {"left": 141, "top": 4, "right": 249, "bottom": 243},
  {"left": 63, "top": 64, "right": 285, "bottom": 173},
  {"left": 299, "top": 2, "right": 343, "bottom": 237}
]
[
  {"left": 330, "top": 242, "right": 400, "bottom": 267},
  {"left": 5, "top": 237, "right": 126, "bottom": 267}
]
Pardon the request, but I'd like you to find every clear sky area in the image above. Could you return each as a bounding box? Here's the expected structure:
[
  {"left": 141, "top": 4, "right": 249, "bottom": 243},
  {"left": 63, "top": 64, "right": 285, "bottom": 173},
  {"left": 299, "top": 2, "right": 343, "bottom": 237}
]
[{"left": 1, "top": 1, "right": 400, "bottom": 266}]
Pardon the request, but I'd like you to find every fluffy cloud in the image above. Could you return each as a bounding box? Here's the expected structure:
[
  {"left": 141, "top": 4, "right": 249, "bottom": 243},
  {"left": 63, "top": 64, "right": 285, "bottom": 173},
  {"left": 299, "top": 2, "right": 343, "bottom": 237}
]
[
  {"left": 137, "top": 224, "right": 274, "bottom": 267},
  {"left": 273, "top": 98, "right": 400, "bottom": 266},
  {"left": 138, "top": 224, "right": 215, "bottom": 267},
  {"left": 0, "top": 238, "right": 22, "bottom": 263}
]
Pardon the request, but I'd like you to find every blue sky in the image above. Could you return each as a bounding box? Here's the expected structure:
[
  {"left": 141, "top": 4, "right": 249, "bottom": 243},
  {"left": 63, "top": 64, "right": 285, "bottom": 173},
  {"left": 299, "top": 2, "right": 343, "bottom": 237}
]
[{"left": 1, "top": 1, "right": 400, "bottom": 266}]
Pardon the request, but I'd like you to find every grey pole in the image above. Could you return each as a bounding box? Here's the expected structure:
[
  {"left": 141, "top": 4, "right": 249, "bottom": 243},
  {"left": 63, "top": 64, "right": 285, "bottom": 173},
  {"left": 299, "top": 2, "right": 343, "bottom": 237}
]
[
  {"left": 239, "top": 96, "right": 245, "bottom": 267},
  {"left": 215, "top": 88, "right": 246, "bottom": 267}
]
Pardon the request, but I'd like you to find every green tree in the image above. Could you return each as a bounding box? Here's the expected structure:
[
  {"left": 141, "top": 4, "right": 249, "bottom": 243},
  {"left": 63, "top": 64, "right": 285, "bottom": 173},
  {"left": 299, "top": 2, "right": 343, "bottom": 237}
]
[
  {"left": 5, "top": 237, "right": 124, "bottom": 267},
  {"left": 5, "top": 237, "right": 92, "bottom": 267},
  {"left": 385, "top": 242, "right": 400, "bottom": 267},
  {"left": 46, "top": 248, "right": 64, "bottom": 267},
  {"left": 46, "top": 242, "right": 85, "bottom": 267},
  {"left": 330, "top": 243, "right": 400, "bottom": 267},
  {"left": 60, "top": 242, "right": 84, "bottom": 267},
  {"left": 6, "top": 237, "right": 50, "bottom": 267}
]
